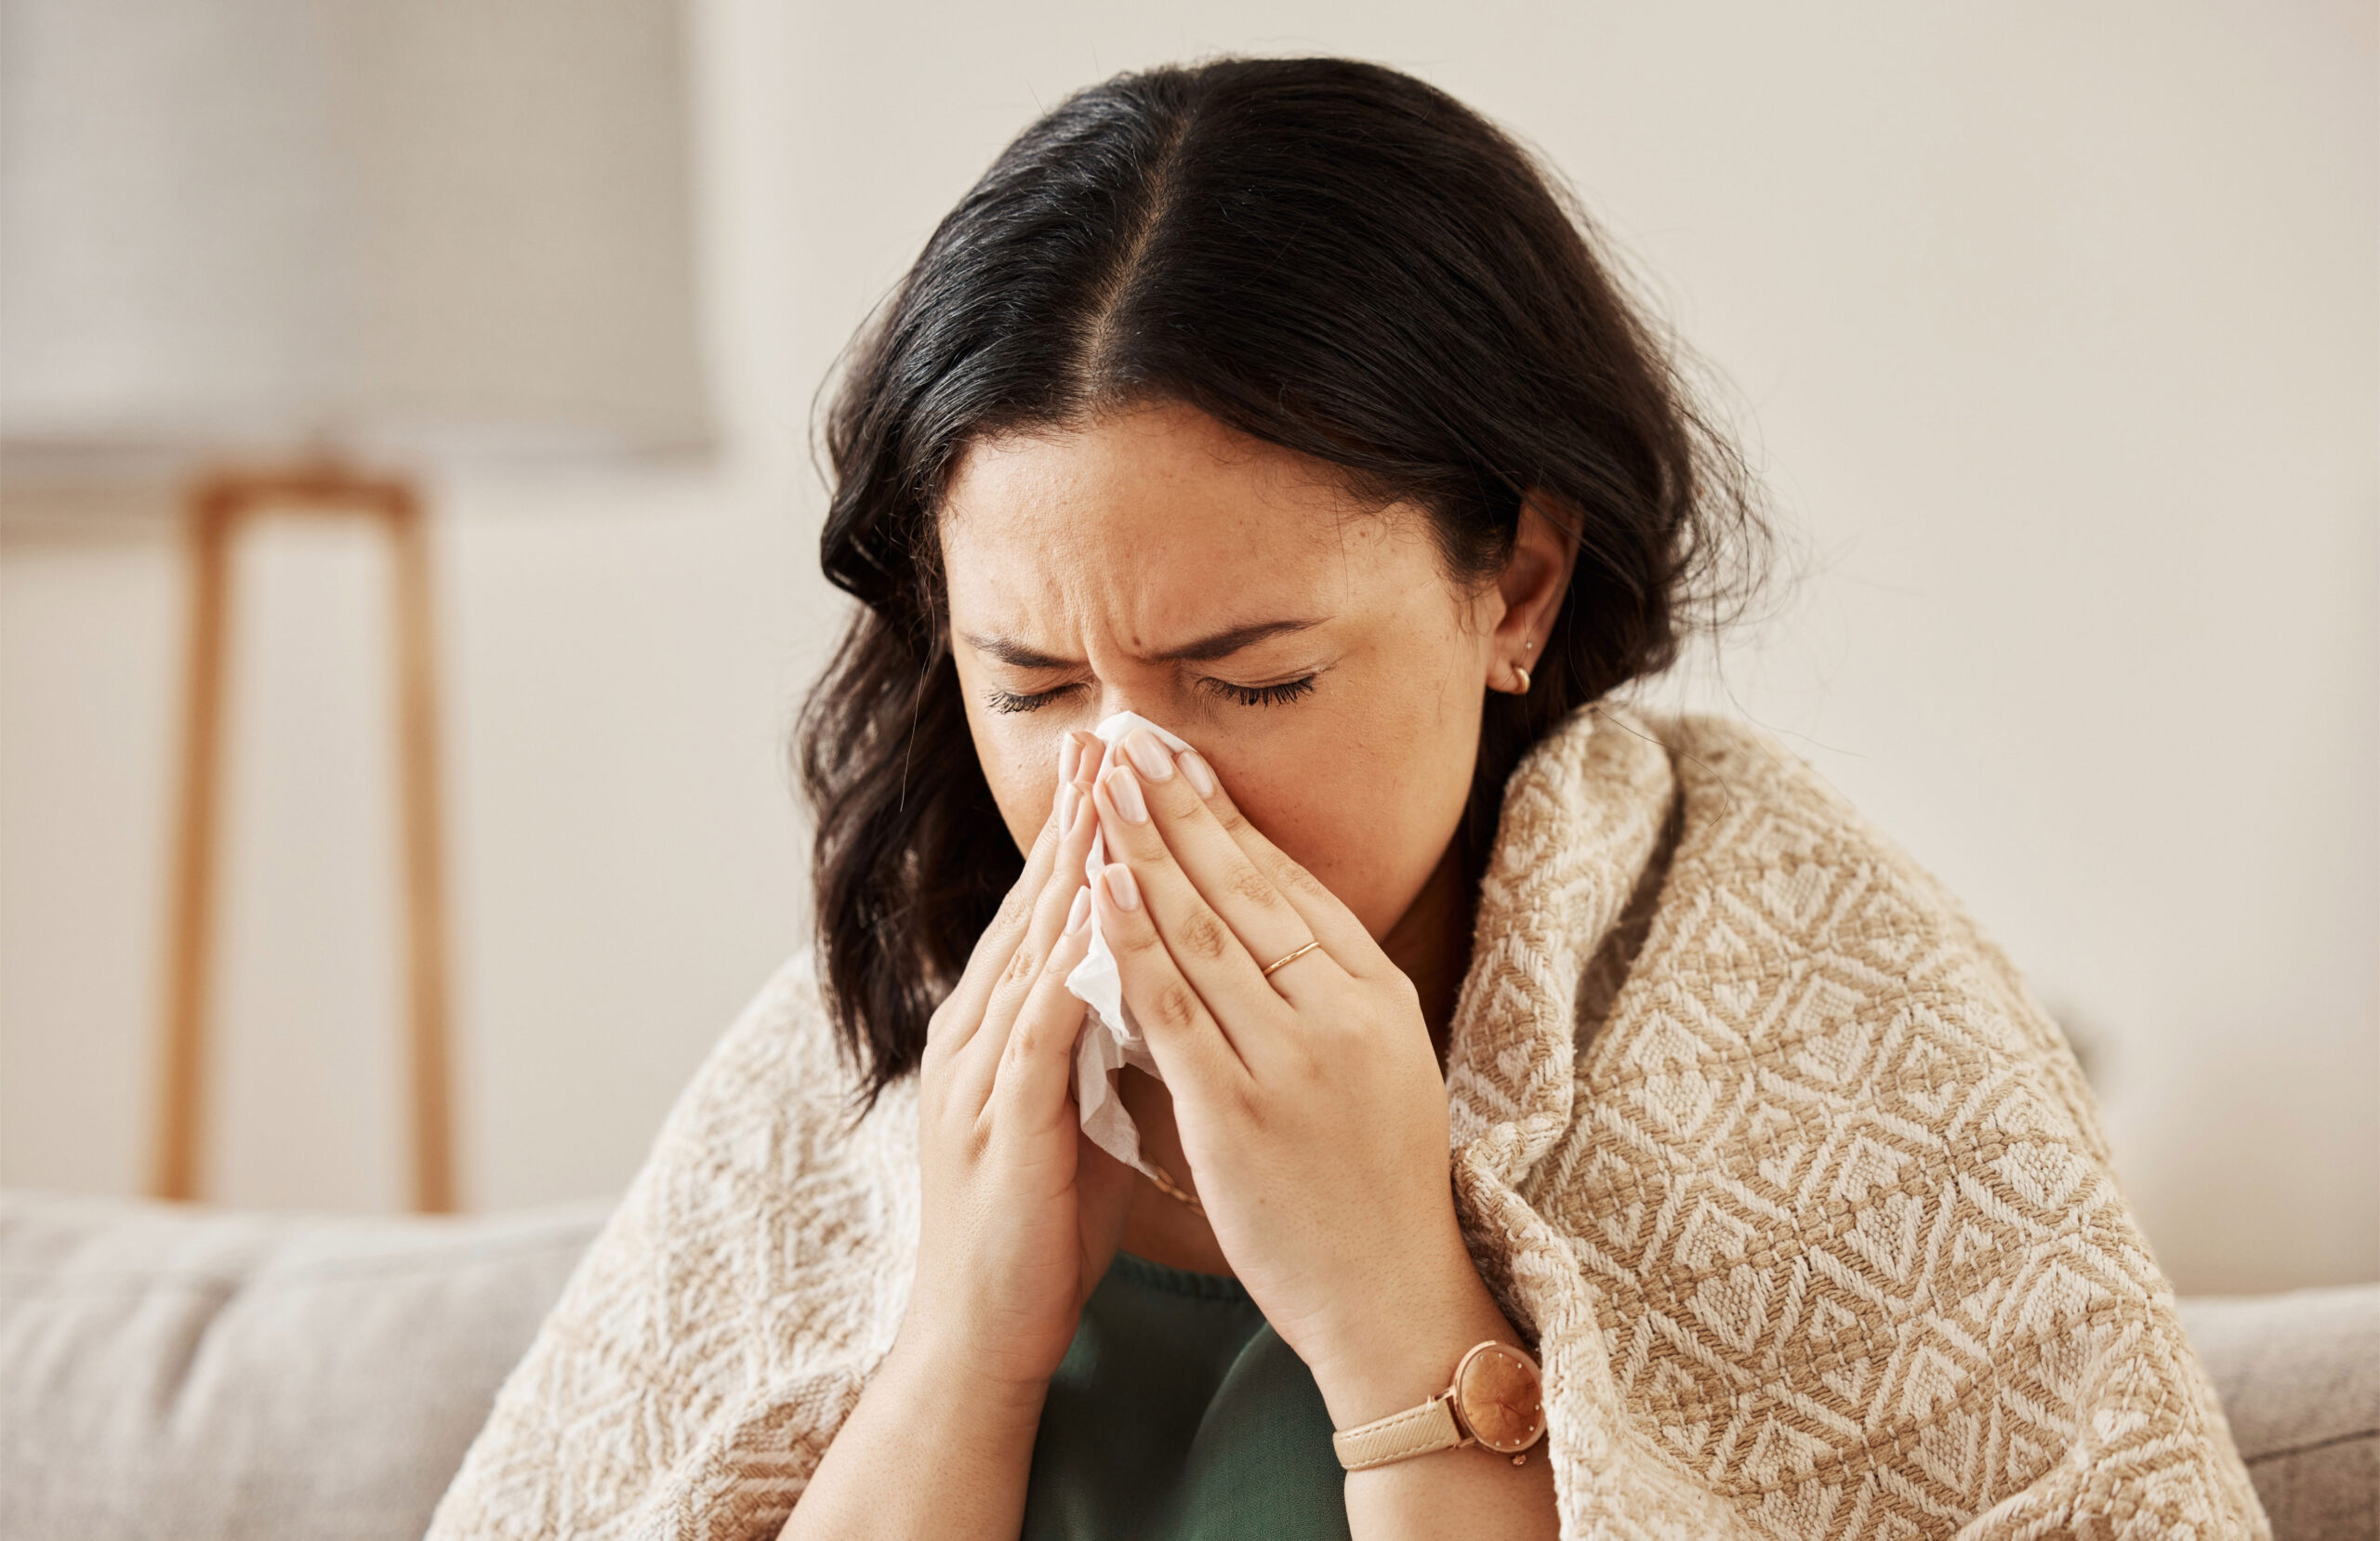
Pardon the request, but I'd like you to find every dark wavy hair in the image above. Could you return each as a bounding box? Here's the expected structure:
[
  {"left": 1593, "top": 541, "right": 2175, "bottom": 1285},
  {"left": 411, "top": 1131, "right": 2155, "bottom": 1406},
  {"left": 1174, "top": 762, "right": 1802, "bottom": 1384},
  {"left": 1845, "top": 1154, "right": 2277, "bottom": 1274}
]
[{"left": 799, "top": 56, "right": 1769, "bottom": 1103}]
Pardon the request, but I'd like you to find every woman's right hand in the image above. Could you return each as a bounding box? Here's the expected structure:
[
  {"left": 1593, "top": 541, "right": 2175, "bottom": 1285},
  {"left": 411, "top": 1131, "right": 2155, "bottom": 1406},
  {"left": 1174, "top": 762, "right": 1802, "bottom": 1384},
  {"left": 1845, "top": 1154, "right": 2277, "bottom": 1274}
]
[
  {"left": 787, "top": 745, "right": 1129, "bottom": 1540},
  {"left": 903, "top": 738, "right": 1132, "bottom": 1394}
]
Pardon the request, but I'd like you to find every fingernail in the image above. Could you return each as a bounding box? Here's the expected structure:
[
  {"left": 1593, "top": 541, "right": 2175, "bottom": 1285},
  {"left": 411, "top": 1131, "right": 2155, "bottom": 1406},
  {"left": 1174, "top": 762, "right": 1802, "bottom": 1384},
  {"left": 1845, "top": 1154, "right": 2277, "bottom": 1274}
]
[
  {"left": 1060, "top": 733, "right": 1081, "bottom": 784},
  {"left": 1102, "top": 863, "right": 1140, "bottom": 912},
  {"left": 1124, "top": 730, "right": 1174, "bottom": 782},
  {"left": 1064, "top": 887, "right": 1091, "bottom": 934},
  {"left": 1057, "top": 783, "right": 1079, "bottom": 832},
  {"left": 1104, "top": 765, "right": 1148, "bottom": 823},
  {"left": 1179, "top": 749, "right": 1216, "bottom": 798}
]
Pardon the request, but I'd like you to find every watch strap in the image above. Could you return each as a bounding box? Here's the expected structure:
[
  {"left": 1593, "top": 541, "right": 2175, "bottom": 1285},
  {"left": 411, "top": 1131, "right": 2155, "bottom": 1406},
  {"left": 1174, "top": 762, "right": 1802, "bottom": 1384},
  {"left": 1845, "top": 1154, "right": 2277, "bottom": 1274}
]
[{"left": 1331, "top": 1391, "right": 1465, "bottom": 1470}]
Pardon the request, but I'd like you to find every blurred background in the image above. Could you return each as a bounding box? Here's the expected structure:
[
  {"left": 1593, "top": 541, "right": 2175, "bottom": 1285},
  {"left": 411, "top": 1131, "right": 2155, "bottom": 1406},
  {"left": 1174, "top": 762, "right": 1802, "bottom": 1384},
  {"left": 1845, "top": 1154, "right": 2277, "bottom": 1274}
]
[{"left": 0, "top": 0, "right": 2370, "bottom": 1297}]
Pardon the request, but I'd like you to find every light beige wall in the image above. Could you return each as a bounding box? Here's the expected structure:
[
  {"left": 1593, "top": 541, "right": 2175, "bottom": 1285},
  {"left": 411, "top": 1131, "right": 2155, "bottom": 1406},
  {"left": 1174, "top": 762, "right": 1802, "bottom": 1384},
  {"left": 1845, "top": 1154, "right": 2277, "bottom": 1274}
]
[{"left": 2, "top": 0, "right": 2371, "bottom": 1292}]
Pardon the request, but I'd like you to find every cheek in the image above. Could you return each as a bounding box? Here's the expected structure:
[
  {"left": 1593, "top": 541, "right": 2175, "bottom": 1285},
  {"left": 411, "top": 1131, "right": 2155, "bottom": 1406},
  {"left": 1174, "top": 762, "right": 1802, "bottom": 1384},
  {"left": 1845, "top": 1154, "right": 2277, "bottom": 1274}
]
[
  {"left": 1219, "top": 733, "right": 1465, "bottom": 938},
  {"left": 962, "top": 699, "right": 1068, "bottom": 855}
]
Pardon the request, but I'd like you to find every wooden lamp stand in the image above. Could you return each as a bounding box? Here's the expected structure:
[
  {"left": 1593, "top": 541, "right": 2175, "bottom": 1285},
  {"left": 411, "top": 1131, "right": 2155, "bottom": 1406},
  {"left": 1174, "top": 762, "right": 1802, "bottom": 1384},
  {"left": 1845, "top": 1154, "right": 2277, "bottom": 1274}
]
[{"left": 153, "top": 462, "right": 457, "bottom": 1212}]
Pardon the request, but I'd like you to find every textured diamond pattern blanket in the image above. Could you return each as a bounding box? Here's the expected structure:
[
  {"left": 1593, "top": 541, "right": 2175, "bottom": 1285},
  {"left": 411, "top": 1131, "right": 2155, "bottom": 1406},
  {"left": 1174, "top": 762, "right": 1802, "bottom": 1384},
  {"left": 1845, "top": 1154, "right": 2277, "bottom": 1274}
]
[{"left": 429, "top": 705, "right": 2266, "bottom": 1540}]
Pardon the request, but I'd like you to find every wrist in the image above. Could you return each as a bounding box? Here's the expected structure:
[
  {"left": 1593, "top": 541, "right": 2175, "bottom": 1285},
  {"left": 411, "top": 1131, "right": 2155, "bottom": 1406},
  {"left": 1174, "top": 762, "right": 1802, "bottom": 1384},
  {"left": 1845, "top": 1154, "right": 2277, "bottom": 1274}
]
[
  {"left": 884, "top": 1309, "right": 1056, "bottom": 1427},
  {"left": 1302, "top": 1246, "right": 1519, "bottom": 1431},
  {"left": 791, "top": 1304, "right": 1051, "bottom": 1538}
]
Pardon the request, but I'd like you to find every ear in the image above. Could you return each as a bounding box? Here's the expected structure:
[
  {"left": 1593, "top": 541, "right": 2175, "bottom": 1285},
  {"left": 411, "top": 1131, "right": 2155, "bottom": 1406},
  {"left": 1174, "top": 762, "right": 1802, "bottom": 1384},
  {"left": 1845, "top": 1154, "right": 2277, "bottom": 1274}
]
[{"left": 1486, "top": 492, "right": 1579, "bottom": 686}]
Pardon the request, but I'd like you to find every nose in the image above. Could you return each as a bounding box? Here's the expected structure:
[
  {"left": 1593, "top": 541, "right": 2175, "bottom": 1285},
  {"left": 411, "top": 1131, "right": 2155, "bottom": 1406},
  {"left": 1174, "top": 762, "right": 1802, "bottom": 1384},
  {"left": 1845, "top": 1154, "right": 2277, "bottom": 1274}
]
[
  {"left": 1077, "top": 690, "right": 1172, "bottom": 783},
  {"left": 1089, "top": 681, "right": 1157, "bottom": 728}
]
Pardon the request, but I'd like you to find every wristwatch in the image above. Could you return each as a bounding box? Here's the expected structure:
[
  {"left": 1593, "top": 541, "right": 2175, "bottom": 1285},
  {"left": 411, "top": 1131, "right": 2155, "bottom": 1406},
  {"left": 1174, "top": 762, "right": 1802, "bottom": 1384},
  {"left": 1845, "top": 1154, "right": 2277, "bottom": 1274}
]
[{"left": 1330, "top": 1340, "right": 1547, "bottom": 1470}]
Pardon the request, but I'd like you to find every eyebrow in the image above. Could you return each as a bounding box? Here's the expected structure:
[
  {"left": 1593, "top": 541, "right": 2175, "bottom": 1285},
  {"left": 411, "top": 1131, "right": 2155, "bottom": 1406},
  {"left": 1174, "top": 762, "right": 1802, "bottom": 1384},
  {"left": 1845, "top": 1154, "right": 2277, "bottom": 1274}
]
[{"left": 960, "top": 617, "right": 1321, "bottom": 669}]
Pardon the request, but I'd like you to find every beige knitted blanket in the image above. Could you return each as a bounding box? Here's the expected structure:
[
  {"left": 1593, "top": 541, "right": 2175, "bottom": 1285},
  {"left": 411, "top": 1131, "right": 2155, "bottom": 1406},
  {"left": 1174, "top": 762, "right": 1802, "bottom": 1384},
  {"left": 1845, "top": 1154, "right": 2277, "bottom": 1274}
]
[{"left": 430, "top": 705, "right": 2265, "bottom": 1540}]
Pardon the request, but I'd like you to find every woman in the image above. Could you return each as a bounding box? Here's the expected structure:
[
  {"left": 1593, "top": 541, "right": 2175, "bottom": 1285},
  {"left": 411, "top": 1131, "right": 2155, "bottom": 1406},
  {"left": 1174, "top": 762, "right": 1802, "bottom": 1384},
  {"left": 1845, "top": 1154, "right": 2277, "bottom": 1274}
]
[{"left": 431, "top": 58, "right": 2262, "bottom": 1541}]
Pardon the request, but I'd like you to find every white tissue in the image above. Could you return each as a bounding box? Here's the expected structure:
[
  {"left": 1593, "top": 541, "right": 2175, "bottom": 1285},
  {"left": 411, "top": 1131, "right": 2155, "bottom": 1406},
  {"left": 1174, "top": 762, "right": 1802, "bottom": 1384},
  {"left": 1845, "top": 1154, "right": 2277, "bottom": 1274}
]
[{"left": 1064, "top": 710, "right": 1193, "bottom": 1177}]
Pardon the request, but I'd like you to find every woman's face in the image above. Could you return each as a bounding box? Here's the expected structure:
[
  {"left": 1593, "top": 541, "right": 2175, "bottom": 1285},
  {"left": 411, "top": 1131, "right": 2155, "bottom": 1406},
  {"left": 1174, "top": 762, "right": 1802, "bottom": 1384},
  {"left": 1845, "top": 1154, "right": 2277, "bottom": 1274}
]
[{"left": 940, "top": 401, "right": 1563, "bottom": 942}]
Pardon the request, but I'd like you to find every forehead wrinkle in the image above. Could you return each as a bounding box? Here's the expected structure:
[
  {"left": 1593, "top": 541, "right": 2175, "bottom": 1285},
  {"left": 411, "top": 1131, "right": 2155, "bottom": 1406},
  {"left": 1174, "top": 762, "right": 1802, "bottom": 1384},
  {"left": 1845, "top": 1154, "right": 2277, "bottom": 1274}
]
[
  {"left": 957, "top": 518, "right": 1416, "bottom": 670},
  {"left": 938, "top": 408, "right": 1441, "bottom": 665}
]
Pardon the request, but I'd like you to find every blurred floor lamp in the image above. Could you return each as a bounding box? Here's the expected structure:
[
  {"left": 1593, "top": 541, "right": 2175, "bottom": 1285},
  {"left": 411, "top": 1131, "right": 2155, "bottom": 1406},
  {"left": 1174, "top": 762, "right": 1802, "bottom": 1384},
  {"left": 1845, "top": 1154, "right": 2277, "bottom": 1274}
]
[{"left": 0, "top": 0, "right": 711, "bottom": 1210}]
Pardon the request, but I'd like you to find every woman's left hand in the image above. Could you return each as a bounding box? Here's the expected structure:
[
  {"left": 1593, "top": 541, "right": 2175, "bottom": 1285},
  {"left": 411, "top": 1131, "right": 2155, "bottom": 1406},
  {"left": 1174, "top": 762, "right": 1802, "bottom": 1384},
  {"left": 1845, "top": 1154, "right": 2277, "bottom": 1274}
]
[{"left": 1079, "top": 727, "right": 1521, "bottom": 1429}]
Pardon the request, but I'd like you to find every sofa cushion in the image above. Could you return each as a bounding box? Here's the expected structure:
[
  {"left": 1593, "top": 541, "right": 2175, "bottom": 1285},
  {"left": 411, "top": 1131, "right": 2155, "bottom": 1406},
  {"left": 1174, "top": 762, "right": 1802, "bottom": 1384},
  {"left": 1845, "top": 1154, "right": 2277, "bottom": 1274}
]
[
  {"left": 2181, "top": 1284, "right": 2379, "bottom": 1541},
  {"left": 3, "top": 1189, "right": 2370, "bottom": 1541},
  {"left": 0, "top": 1192, "right": 608, "bottom": 1541}
]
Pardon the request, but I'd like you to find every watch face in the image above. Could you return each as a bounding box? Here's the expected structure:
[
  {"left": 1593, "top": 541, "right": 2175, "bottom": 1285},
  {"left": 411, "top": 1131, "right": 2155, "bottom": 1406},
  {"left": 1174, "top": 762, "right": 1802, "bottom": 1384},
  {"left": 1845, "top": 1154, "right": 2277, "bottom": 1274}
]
[{"left": 1453, "top": 1342, "right": 1546, "bottom": 1455}]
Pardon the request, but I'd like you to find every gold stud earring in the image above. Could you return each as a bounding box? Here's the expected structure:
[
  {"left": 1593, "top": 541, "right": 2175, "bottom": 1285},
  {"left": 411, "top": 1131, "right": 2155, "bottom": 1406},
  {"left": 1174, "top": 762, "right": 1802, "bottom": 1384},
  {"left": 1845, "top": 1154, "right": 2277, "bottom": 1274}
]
[{"left": 1512, "top": 663, "right": 1532, "bottom": 694}]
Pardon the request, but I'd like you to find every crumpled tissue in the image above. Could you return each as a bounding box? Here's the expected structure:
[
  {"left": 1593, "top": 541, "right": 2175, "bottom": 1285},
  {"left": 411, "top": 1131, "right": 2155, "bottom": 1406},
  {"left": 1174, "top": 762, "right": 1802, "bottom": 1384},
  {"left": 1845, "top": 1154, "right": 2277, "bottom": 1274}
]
[{"left": 1064, "top": 710, "right": 1191, "bottom": 1177}]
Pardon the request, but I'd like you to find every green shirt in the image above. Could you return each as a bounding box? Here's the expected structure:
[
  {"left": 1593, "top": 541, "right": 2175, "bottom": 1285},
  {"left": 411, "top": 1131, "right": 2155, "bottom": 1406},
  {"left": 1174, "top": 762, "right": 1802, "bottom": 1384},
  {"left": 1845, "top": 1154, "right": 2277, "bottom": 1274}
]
[{"left": 1020, "top": 1252, "right": 1352, "bottom": 1541}]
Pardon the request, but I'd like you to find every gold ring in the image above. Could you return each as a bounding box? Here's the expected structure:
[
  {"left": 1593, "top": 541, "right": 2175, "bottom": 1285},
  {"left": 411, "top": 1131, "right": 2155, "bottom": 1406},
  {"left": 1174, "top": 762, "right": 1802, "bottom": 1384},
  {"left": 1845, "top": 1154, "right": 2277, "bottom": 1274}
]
[{"left": 1261, "top": 940, "right": 1323, "bottom": 979}]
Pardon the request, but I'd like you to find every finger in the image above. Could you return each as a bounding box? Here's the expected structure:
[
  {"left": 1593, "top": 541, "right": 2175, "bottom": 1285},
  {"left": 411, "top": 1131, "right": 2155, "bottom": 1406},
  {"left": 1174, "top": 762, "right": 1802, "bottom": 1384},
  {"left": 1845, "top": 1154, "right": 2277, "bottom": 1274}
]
[
  {"left": 1062, "top": 729, "right": 1103, "bottom": 797},
  {"left": 952, "top": 787, "right": 1097, "bottom": 1104},
  {"left": 927, "top": 744, "right": 1078, "bottom": 1055},
  {"left": 985, "top": 900, "right": 1097, "bottom": 1140},
  {"left": 1166, "top": 741, "right": 1386, "bottom": 981},
  {"left": 1072, "top": 730, "right": 1117, "bottom": 815},
  {"left": 1110, "top": 729, "right": 1329, "bottom": 990},
  {"left": 1089, "top": 858, "right": 1251, "bottom": 1083},
  {"left": 1093, "top": 761, "right": 1328, "bottom": 1035}
]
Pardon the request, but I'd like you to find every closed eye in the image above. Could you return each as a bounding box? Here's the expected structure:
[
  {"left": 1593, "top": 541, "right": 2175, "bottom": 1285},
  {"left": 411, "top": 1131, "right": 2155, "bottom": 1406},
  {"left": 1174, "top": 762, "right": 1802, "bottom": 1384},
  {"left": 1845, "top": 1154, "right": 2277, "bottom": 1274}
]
[
  {"left": 985, "top": 684, "right": 1078, "bottom": 715},
  {"left": 985, "top": 674, "right": 1319, "bottom": 713},
  {"left": 1201, "top": 675, "right": 1318, "bottom": 708}
]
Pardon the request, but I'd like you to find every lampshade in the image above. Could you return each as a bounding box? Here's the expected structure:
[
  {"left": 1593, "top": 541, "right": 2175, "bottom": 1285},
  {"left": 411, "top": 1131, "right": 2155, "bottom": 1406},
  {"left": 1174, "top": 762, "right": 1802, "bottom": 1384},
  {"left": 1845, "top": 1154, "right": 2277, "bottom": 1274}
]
[{"left": 0, "top": 0, "right": 711, "bottom": 481}]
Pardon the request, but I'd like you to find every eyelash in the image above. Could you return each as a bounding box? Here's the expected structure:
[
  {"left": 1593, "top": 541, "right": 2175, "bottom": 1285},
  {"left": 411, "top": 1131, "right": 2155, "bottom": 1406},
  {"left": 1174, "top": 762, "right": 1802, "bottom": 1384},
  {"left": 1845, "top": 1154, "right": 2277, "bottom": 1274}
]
[
  {"left": 983, "top": 675, "right": 1319, "bottom": 715},
  {"left": 985, "top": 688, "right": 1063, "bottom": 715},
  {"left": 1204, "top": 675, "right": 1317, "bottom": 708}
]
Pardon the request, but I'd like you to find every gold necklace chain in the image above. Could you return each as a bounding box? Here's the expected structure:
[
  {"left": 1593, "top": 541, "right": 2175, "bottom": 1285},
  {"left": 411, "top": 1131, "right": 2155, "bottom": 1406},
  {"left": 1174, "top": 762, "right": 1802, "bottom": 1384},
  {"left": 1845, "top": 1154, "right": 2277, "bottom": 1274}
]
[{"left": 1144, "top": 1158, "right": 1205, "bottom": 1218}]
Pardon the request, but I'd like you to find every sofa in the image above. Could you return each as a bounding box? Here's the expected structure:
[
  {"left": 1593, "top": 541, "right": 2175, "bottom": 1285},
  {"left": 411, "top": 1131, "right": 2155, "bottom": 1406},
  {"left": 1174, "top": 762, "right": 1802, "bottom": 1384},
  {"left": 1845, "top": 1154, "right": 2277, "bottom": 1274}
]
[{"left": 1, "top": 1191, "right": 2371, "bottom": 1540}]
